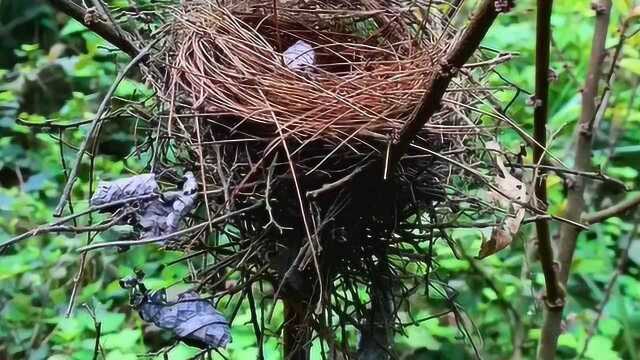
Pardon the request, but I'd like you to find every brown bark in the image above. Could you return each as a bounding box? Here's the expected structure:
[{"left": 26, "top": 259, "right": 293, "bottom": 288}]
[
  {"left": 532, "top": 0, "right": 564, "bottom": 316},
  {"left": 537, "top": 1, "right": 613, "bottom": 359}
]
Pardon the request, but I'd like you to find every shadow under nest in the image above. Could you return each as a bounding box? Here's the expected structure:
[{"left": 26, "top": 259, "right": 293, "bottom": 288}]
[{"left": 140, "top": 0, "right": 500, "bottom": 357}]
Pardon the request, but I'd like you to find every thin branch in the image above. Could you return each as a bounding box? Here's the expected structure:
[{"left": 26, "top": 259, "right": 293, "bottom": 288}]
[
  {"left": 0, "top": 194, "right": 158, "bottom": 251},
  {"left": 11, "top": 210, "right": 130, "bottom": 240},
  {"left": 538, "top": 2, "right": 613, "bottom": 359},
  {"left": 306, "top": 161, "right": 371, "bottom": 199},
  {"left": 385, "top": 0, "right": 500, "bottom": 175},
  {"left": 47, "top": 0, "right": 139, "bottom": 57},
  {"left": 90, "top": 0, "right": 126, "bottom": 40},
  {"left": 76, "top": 202, "right": 264, "bottom": 252},
  {"left": 532, "top": 1, "right": 564, "bottom": 329},
  {"left": 514, "top": 163, "right": 626, "bottom": 189},
  {"left": 53, "top": 41, "right": 156, "bottom": 217},
  {"left": 464, "top": 52, "right": 514, "bottom": 68},
  {"left": 446, "top": 0, "right": 465, "bottom": 20},
  {"left": 583, "top": 193, "right": 640, "bottom": 225},
  {"left": 15, "top": 113, "right": 125, "bottom": 130}
]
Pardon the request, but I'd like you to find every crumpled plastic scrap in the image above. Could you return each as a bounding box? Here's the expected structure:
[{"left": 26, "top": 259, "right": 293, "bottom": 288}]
[
  {"left": 91, "top": 173, "right": 159, "bottom": 206},
  {"left": 138, "top": 289, "right": 231, "bottom": 349},
  {"left": 90, "top": 172, "right": 197, "bottom": 240}
]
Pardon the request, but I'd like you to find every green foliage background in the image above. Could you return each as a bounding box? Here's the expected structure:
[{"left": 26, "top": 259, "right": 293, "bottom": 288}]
[{"left": 1, "top": 0, "right": 639, "bottom": 359}]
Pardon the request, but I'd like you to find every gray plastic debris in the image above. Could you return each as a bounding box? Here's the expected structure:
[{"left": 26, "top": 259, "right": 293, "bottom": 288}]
[
  {"left": 138, "top": 289, "right": 231, "bottom": 349},
  {"left": 91, "top": 173, "right": 158, "bottom": 205},
  {"left": 91, "top": 172, "right": 198, "bottom": 241},
  {"left": 283, "top": 40, "right": 315, "bottom": 71}
]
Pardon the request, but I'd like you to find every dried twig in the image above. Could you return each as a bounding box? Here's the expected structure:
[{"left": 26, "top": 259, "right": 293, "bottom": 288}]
[{"left": 53, "top": 41, "right": 157, "bottom": 217}]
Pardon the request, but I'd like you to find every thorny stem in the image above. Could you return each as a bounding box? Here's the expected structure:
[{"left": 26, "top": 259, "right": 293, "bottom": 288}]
[{"left": 538, "top": 1, "right": 613, "bottom": 359}]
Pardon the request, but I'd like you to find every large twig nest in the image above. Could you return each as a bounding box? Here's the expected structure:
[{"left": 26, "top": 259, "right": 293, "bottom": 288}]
[{"left": 136, "top": 0, "right": 511, "bottom": 355}]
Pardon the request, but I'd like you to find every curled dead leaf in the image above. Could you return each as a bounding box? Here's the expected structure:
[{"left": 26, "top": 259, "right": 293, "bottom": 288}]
[{"left": 479, "top": 141, "right": 528, "bottom": 259}]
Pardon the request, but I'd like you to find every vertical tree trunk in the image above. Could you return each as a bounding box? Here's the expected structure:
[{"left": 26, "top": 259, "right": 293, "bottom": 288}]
[
  {"left": 537, "top": 1, "right": 612, "bottom": 359},
  {"left": 357, "top": 258, "right": 394, "bottom": 360},
  {"left": 283, "top": 297, "right": 311, "bottom": 360},
  {"left": 532, "top": 0, "right": 564, "bottom": 306}
]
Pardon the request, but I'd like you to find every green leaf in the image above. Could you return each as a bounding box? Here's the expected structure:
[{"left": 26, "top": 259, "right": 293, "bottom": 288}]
[
  {"left": 620, "top": 58, "right": 640, "bottom": 76},
  {"left": 584, "top": 336, "right": 620, "bottom": 360},
  {"left": 99, "top": 313, "right": 126, "bottom": 334},
  {"left": 105, "top": 350, "right": 137, "bottom": 360},
  {"left": 482, "top": 287, "right": 498, "bottom": 301},
  {"left": 114, "top": 79, "right": 153, "bottom": 99},
  {"left": 60, "top": 19, "right": 86, "bottom": 37},
  {"left": 166, "top": 344, "right": 201, "bottom": 360},
  {"left": 557, "top": 333, "right": 578, "bottom": 349},
  {"left": 396, "top": 324, "right": 442, "bottom": 351},
  {"left": 628, "top": 240, "right": 640, "bottom": 266},
  {"left": 55, "top": 317, "right": 85, "bottom": 341},
  {"left": 608, "top": 166, "right": 639, "bottom": 180},
  {"left": 598, "top": 318, "right": 622, "bottom": 338},
  {"left": 101, "top": 329, "right": 141, "bottom": 350}
]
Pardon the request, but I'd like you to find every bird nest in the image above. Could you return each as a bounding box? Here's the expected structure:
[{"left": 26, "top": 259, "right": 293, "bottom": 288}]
[
  {"left": 160, "top": 0, "right": 439, "bottom": 139},
  {"left": 134, "top": 0, "right": 513, "bottom": 356}
]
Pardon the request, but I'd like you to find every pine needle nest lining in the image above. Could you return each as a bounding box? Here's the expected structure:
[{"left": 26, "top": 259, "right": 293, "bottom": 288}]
[{"left": 160, "top": 0, "right": 442, "bottom": 140}]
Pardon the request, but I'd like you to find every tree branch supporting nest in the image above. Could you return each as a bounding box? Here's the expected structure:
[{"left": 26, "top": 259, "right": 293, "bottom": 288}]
[
  {"left": 47, "top": 0, "right": 139, "bottom": 57},
  {"left": 385, "top": 0, "right": 500, "bottom": 175},
  {"left": 35, "top": 1, "right": 531, "bottom": 358}
]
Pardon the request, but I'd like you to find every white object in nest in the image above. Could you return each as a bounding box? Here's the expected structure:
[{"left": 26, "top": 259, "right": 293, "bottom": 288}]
[{"left": 282, "top": 40, "right": 315, "bottom": 71}]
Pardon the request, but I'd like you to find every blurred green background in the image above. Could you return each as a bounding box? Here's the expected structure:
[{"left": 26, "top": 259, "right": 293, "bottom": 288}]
[{"left": 1, "top": 0, "right": 640, "bottom": 359}]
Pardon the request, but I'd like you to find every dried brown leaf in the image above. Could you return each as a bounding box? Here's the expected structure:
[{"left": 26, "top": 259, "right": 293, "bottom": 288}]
[
  {"left": 477, "top": 228, "right": 511, "bottom": 259},
  {"left": 479, "top": 141, "right": 528, "bottom": 258}
]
